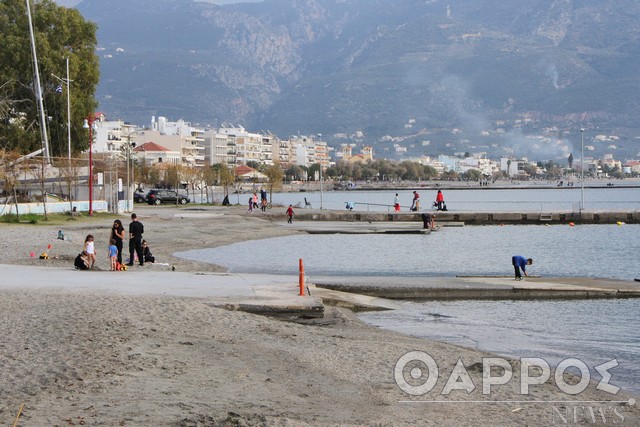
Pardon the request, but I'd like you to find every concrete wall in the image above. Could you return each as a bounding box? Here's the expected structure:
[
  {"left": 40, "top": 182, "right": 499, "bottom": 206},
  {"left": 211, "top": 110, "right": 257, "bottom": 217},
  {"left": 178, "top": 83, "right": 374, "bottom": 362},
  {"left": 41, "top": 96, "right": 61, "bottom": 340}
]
[{"left": 0, "top": 200, "right": 109, "bottom": 216}]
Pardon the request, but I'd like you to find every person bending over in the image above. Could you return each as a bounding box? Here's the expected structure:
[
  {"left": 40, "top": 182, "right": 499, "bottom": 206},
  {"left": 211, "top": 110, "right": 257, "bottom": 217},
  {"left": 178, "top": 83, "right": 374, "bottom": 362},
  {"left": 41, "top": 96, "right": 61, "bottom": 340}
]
[{"left": 512, "top": 256, "right": 533, "bottom": 280}]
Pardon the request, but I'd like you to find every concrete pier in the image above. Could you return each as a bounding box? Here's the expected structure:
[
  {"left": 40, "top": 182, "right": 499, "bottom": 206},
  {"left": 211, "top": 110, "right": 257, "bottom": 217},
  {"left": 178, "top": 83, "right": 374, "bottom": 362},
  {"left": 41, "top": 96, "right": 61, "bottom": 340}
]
[
  {"left": 290, "top": 209, "right": 639, "bottom": 225},
  {"left": 311, "top": 275, "right": 640, "bottom": 303}
]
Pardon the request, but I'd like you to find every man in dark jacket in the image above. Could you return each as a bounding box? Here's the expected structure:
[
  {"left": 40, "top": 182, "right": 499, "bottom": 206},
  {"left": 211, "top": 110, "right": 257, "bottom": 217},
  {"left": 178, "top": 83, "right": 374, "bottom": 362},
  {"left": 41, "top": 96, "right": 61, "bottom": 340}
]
[{"left": 128, "top": 213, "right": 145, "bottom": 266}]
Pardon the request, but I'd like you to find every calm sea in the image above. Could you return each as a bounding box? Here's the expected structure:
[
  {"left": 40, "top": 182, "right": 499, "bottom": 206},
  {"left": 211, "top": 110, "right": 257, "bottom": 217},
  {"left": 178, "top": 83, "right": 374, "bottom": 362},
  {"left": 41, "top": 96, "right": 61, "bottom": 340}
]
[
  {"left": 175, "top": 197, "right": 640, "bottom": 393},
  {"left": 219, "top": 184, "right": 640, "bottom": 212}
]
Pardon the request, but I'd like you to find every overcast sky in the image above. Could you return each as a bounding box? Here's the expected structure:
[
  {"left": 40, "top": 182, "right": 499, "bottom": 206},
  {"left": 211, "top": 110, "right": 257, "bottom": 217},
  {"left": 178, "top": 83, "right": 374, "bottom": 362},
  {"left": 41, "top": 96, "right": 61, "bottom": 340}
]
[{"left": 54, "top": 0, "right": 261, "bottom": 7}]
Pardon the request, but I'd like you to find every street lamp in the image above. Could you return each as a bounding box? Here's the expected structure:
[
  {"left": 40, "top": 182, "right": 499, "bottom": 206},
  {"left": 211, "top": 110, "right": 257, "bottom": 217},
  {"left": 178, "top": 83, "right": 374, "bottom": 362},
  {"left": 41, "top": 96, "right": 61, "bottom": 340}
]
[
  {"left": 317, "top": 134, "right": 323, "bottom": 210},
  {"left": 83, "top": 115, "right": 97, "bottom": 215},
  {"left": 122, "top": 131, "right": 138, "bottom": 212},
  {"left": 52, "top": 57, "right": 73, "bottom": 160},
  {"left": 580, "top": 128, "right": 585, "bottom": 212}
]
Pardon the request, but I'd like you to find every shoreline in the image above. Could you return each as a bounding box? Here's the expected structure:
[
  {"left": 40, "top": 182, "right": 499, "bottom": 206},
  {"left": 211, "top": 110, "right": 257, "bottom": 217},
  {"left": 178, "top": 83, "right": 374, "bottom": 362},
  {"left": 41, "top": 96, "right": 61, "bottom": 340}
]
[{"left": 2, "top": 205, "right": 639, "bottom": 426}]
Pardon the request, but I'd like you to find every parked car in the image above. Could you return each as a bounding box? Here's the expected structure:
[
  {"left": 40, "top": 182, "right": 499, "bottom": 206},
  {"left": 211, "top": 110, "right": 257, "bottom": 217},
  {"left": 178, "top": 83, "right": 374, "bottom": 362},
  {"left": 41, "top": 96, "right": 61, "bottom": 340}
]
[
  {"left": 146, "top": 189, "right": 190, "bottom": 205},
  {"left": 134, "top": 189, "right": 147, "bottom": 203}
]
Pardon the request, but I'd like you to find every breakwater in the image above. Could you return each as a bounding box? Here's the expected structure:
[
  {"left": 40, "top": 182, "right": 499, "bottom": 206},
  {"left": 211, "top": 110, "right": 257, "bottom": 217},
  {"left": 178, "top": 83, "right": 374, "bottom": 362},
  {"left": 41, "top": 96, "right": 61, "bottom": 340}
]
[{"left": 291, "top": 209, "right": 638, "bottom": 225}]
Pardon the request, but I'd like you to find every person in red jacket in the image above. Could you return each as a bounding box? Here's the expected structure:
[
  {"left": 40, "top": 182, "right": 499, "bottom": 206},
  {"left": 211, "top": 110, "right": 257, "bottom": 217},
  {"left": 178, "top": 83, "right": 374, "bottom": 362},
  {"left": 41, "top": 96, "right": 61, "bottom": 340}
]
[
  {"left": 435, "top": 190, "right": 445, "bottom": 211},
  {"left": 286, "top": 205, "right": 295, "bottom": 223}
]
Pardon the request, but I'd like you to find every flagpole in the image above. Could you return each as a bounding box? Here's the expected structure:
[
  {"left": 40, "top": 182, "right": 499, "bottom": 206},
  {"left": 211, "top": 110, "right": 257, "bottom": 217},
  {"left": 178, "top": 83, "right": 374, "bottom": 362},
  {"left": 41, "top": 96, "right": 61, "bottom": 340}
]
[{"left": 25, "top": 0, "right": 51, "bottom": 164}]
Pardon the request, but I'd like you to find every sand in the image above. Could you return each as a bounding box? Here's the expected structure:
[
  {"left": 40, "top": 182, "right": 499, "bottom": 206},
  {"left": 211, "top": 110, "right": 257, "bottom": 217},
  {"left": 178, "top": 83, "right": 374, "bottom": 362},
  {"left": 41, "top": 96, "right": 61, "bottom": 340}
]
[{"left": 1, "top": 205, "right": 638, "bottom": 426}]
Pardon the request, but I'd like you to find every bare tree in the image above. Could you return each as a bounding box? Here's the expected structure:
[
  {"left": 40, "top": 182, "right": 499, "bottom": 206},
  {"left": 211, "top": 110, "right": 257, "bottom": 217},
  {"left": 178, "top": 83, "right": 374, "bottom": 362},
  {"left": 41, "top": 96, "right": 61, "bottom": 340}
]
[
  {"left": 0, "top": 150, "right": 22, "bottom": 220},
  {"left": 30, "top": 156, "right": 49, "bottom": 220},
  {"left": 60, "top": 157, "right": 81, "bottom": 218},
  {"left": 264, "top": 162, "right": 284, "bottom": 204},
  {"left": 201, "top": 164, "right": 218, "bottom": 204}
]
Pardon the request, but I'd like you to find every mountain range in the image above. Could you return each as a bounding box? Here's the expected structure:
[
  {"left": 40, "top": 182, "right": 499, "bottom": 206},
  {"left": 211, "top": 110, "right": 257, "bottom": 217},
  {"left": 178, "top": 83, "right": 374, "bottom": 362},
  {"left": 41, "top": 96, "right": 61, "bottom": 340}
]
[{"left": 73, "top": 0, "right": 640, "bottom": 161}]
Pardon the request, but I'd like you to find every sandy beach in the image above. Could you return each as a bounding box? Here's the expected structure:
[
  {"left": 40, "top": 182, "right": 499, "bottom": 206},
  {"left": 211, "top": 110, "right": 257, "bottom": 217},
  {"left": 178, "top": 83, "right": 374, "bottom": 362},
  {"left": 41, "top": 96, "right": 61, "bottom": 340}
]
[{"left": 1, "top": 205, "right": 638, "bottom": 426}]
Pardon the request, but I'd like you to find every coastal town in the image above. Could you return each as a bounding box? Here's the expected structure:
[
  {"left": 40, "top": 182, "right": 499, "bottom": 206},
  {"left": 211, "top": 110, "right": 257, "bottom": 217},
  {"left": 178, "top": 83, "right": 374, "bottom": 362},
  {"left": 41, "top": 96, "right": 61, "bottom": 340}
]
[{"left": 87, "top": 113, "right": 639, "bottom": 185}]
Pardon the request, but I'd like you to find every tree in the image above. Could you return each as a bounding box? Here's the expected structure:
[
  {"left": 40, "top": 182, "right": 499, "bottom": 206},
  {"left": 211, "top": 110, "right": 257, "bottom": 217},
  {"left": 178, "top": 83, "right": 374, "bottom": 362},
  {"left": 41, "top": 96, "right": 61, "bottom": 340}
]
[
  {"left": 264, "top": 162, "right": 284, "bottom": 203},
  {"left": 568, "top": 153, "right": 574, "bottom": 169},
  {"left": 307, "top": 163, "right": 321, "bottom": 180},
  {"left": 523, "top": 164, "right": 538, "bottom": 178},
  {"left": 181, "top": 165, "right": 200, "bottom": 199},
  {"left": 545, "top": 166, "right": 563, "bottom": 179},
  {"left": 201, "top": 164, "right": 218, "bottom": 204},
  {"left": 423, "top": 165, "right": 438, "bottom": 180},
  {"left": 0, "top": 0, "right": 99, "bottom": 156},
  {"left": 60, "top": 157, "right": 81, "bottom": 215},
  {"left": 464, "top": 169, "right": 483, "bottom": 181},
  {"left": 217, "top": 163, "right": 234, "bottom": 198},
  {"left": 285, "top": 164, "right": 304, "bottom": 181}
]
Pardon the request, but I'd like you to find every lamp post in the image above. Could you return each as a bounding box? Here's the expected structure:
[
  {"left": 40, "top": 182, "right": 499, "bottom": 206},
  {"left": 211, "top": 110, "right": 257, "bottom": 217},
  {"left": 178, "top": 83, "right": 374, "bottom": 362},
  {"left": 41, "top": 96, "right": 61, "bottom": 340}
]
[
  {"left": 52, "top": 57, "right": 73, "bottom": 161},
  {"left": 317, "top": 134, "right": 323, "bottom": 210},
  {"left": 83, "top": 116, "right": 96, "bottom": 215},
  {"left": 580, "top": 128, "right": 585, "bottom": 212},
  {"left": 122, "top": 131, "right": 137, "bottom": 212}
]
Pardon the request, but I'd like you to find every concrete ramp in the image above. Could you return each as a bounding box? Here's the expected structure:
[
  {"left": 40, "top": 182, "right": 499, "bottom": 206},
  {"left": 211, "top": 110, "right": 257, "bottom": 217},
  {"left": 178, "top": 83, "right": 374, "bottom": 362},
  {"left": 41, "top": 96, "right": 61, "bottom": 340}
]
[{"left": 309, "top": 285, "right": 401, "bottom": 310}]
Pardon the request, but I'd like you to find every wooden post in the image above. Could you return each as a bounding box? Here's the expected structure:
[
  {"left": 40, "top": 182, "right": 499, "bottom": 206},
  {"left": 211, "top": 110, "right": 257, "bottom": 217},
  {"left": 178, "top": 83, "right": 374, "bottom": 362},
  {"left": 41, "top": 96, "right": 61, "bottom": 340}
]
[{"left": 299, "top": 258, "right": 305, "bottom": 296}]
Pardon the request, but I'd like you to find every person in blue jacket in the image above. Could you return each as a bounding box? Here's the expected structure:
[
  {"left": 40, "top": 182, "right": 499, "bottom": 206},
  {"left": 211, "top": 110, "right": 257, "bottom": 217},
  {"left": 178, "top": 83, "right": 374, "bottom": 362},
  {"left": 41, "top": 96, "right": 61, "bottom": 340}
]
[{"left": 512, "top": 256, "right": 533, "bottom": 280}]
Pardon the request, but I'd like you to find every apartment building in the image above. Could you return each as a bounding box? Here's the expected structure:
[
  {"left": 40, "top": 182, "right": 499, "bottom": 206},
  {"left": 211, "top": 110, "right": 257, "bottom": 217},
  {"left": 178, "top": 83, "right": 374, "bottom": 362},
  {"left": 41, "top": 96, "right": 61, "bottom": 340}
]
[
  {"left": 151, "top": 116, "right": 205, "bottom": 167},
  {"left": 217, "top": 126, "right": 274, "bottom": 167},
  {"left": 92, "top": 114, "right": 138, "bottom": 154}
]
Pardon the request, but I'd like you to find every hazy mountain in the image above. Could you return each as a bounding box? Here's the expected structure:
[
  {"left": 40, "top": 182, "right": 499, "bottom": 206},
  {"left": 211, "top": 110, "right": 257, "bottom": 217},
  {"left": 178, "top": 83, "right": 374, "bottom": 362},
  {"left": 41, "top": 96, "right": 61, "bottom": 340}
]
[{"left": 75, "top": 0, "right": 640, "bottom": 160}]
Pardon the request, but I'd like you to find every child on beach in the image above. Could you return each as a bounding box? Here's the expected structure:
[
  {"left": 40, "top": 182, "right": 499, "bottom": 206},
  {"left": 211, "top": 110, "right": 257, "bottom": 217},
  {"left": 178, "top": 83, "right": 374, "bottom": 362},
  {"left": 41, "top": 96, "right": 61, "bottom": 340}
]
[
  {"left": 108, "top": 239, "right": 118, "bottom": 271},
  {"left": 83, "top": 234, "right": 96, "bottom": 269},
  {"left": 142, "top": 240, "right": 155, "bottom": 263},
  {"left": 286, "top": 205, "right": 294, "bottom": 223},
  {"left": 74, "top": 251, "right": 90, "bottom": 270}
]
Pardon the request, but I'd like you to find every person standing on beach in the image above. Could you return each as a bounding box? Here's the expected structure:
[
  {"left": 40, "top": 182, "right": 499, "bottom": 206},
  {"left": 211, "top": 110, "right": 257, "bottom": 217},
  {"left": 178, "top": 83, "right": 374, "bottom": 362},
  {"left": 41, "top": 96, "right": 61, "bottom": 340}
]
[
  {"left": 108, "top": 239, "right": 118, "bottom": 271},
  {"left": 111, "top": 219, "right": 125, "bottom": 265},
  {"left": 83, "top": 234, "right": 96, "bottom": 269},
  {"left": 248, "top": 196, "right": 254, "bottom": 213},
  {"left": 286, "top": 205, "right": 294, "bottom": 223},
  {"left": 436, "top": 190, "right": 445, "bottom": 211},
  {"left": 394, "top": 193, "right": 400, "bottom": 212},
  {"left": 411, "top": 191, "right": 420, "bottom": 211},
  {"left": 512, "top": 256, "right": 532, "bottom": 280},
  {"left": 128, "top": 213, "right": 144, "bottom": 266}
]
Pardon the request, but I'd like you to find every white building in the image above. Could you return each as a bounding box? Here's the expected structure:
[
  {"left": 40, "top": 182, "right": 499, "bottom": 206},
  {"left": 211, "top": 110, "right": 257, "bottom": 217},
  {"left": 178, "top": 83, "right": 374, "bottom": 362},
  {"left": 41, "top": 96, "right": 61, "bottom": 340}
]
[
  {"left": 92, "top": 114, "right": 139, "bottom": 154},
  {"left": 132, "top": 142, "right": 180, "bottom": 166}
]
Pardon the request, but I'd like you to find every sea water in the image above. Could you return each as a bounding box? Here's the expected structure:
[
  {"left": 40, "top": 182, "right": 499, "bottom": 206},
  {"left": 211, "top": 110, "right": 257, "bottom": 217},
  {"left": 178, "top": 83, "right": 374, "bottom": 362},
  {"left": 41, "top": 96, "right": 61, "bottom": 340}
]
[
  {"left": 175, "top": 224, "right": 640, "bottom": 392},
  {"left": 177, "top": 224, "right": 640, "bottom": 279},
  {"left": 192, "top": 186, "right": 640, "bottom": 212},
  {"left": 359, "top": 298, "right": 640, "bottom": 393}
]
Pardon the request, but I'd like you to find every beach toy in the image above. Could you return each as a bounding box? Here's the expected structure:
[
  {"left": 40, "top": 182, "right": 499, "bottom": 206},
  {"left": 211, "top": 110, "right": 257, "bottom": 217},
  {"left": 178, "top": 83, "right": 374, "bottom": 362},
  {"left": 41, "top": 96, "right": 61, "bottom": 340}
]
[
  {"left": 30, "top": 251, "right": 35, "bottom": 257},
  {"left": 569, "top": 222, "right": 575, "bottom": 227},
  {"left": 617, "top": 221, "right": 625, "bottom": 226},
  {"left": 47, "top": 244, "right": 52, "bottom": 249}
]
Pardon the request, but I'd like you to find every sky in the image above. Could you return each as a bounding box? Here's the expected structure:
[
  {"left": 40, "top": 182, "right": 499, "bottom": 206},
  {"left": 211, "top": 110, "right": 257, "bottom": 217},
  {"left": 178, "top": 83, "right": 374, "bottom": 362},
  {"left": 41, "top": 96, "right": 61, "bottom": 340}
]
[{"left": 54, "top": 0, "right": 260, "bottom": 6}]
